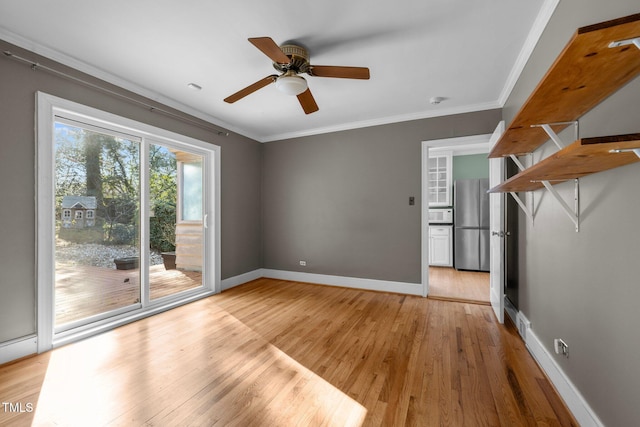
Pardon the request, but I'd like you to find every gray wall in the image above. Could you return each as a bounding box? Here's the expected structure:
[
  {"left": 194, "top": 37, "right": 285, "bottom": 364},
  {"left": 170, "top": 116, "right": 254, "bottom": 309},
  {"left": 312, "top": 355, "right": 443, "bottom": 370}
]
[
  {"left": 262, "top": 110, "right": 501, "bottom": 284},
  {"left": 0, "top": 40, "right": 263, "bottom": 344},
  {"left": 504, "top": 1, "right": 640, "bottom": 425}
]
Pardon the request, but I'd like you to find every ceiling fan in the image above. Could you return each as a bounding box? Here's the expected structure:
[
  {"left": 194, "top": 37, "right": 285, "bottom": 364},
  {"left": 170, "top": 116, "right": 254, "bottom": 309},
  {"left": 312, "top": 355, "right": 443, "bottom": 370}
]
[{"left": 224, "top": 37, "right": 370, "bottom": 114}]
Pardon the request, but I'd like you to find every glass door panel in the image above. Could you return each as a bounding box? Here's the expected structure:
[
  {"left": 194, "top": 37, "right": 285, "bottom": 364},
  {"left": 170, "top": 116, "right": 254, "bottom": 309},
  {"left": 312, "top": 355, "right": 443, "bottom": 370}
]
[
  {"left": 54, "top": 121, "right": 141, "bottom": 330},
  {"left": 149, "top": 144, "right": 203, "bottom": 301}
]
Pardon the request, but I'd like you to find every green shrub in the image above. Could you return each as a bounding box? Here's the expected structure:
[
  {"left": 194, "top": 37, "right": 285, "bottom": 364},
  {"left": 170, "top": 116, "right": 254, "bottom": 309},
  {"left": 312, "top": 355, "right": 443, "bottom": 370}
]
[
  {"left": 108, "top": 223, "right": 137, "bottom": 245},
  {"left": 150, "top": 201, "right": 176, "bottom": 252}
]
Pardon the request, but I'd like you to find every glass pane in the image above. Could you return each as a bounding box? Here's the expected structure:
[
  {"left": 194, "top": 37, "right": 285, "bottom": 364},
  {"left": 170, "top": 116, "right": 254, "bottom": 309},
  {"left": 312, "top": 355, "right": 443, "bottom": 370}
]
[
  {"left": 54, "top": 121, "right": 140, "bottom": 328},
  {"left": 182, "top": 162, "right": 202, "bottom": 221},
  {"left": 149, "top": 145, "right": 203, "bottom": 300}
]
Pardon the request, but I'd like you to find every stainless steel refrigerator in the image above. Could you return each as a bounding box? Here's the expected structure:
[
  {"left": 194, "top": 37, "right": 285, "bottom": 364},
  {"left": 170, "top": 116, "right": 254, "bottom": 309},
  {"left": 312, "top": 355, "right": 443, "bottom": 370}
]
[{"left": 454, "top": 178, "right": 490, "bottom": 271}]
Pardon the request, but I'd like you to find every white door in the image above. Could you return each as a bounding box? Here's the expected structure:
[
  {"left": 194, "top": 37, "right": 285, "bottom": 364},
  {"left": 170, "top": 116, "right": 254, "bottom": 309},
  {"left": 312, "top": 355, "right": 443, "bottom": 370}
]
[{"left": 489, "top": 121, "right": 506, "bottom": 323}]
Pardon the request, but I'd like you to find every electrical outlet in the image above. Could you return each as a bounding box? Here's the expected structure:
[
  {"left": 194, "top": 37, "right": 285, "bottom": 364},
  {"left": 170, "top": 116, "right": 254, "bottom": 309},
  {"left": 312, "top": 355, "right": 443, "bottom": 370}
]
[
  {"left": 554, "top": 339, "right": 569, "bottom": 358},
  {"left": 299, "top": 260, "right": 306, "bottom": 266}
]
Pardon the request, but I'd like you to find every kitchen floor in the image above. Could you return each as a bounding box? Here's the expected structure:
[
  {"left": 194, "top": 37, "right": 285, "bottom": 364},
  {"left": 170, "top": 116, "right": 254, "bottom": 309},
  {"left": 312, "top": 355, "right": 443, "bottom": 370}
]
[{"left": 428, "top": 266, "right": 490, "bottom": 304}]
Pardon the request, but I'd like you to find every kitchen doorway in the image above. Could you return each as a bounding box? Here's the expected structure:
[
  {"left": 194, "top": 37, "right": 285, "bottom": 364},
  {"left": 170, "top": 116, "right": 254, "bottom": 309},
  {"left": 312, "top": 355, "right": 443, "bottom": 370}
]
[{"left": 421, "top": 135, "right": 492, "bottom": 304}]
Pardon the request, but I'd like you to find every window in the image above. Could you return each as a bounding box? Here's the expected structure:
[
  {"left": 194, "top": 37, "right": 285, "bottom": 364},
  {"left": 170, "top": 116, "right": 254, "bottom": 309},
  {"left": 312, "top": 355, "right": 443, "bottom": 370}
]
[{"left": 181, "top": 161, "right": 203, "bottom": 221}]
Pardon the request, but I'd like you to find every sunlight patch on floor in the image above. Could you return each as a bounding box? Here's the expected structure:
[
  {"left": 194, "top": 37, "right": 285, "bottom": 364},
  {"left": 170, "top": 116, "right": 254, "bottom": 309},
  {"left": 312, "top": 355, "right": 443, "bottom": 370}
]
[{"left": 30, "top": 306, "right": 367, "bottom": 426}]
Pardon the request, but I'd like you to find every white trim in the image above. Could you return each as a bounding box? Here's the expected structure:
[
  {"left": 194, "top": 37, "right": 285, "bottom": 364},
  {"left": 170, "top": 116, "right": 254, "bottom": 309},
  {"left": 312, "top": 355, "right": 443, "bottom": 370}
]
[
  {"left": 221, "top": 269, "right": 264, "bottom": 291},
  {"left": 421, "top": 142, "right": 431, "bottom": 297},
  {"left": 0, "top": 336, "right": 38, "bottom": 365},
  {"left": 497, "top": 0, "right": 560, "bottom": 105},
  {"left": 262, "top": 269, "right": 422, "bottom": 295},
  {"left": 36, "top": 93, "right": 56, "bottom": 353},
  {"left": 0, "top": 0, "right": 558, "bottom": 145},
  {"left": 525, "top": 324, "right": 604, "bottom": 427},
  {"left": 0, "top": 28, "right": 252, "bottom": 140},
  {"left": 421, "top": 133, "right": 494, "bottom": 299},
  {"left": 0, "top": 27, "right": 496, "bottom": 143},
  {"left": 428, "top": 134, "right": 493, "bottom": 156},
  {"left": 263, "top": 102, "right": 501, "bottom": 143}
]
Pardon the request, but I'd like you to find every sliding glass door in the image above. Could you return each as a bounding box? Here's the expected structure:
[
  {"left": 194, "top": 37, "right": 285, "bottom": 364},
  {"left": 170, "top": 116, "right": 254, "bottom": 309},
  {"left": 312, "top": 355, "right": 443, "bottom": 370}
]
[
  {"left": 54, "top": 120, "right": 142, "bottom": 331},
  {"left": 148, "top": 143, "right": 204, "bottom": 301},
  {"left": 38, "top": 93, "right": 219, "bottom": 347}
]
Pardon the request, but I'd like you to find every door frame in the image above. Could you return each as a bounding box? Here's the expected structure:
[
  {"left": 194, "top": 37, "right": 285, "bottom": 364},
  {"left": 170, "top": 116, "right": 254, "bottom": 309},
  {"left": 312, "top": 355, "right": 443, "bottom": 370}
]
[
  {"left": 421, "top": 134, "right": 494, "bottom": 298},
  {"left": 36, "top": 92, "right": 221, "bottom": 352},
  {"left": 488, "top": 121, "right": 506, "bottom": 323}
]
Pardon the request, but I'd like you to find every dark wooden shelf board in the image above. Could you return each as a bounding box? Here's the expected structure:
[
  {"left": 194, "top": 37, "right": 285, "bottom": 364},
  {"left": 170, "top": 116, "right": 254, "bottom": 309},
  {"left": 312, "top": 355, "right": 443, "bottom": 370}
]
[
  {"left": 489, "top": 13, "right": 640, "bottom": 158},
  {"left": 489, "top": 134, "right": 640, "bottom": 193}
]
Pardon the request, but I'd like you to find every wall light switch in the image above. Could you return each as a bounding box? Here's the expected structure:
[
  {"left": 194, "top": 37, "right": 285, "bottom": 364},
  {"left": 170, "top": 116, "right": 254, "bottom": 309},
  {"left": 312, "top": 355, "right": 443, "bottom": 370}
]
[{"left": 409, "top": 196, "right": 415, "bottom": 205}]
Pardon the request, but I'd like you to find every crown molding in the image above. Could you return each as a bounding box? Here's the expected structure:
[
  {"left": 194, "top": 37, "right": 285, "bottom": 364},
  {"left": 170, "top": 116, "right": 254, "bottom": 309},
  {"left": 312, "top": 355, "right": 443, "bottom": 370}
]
[
  {"left": 0, "top": 27, "right": 259, "bottom": 141},
  {"left": 1, "top": 0, "right": 558, "bottom": 144},
  {"left": 261, "top": 101, "right": 502, "bottom": 142},
  {"left": 497, "top": 0, "right": 560, "bottom": 106}
]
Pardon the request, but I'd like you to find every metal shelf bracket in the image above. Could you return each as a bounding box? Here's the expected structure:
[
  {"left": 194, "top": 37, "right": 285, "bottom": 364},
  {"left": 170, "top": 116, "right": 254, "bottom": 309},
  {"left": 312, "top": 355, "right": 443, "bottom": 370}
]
[
  {"left": 510, "top": 124, "right": 582, "bottom": 231},
  {"left": 535, "top": 178, "right": 580, "bottom": 232},
  {"left": 530, "top": 121, "right": 578, "bottom": 150},
  {"left": 508, "top": 155, "right": 535, "bottom": 222},
  {"left": 609, "top": 36, "right": 640, "bottom": 51}
]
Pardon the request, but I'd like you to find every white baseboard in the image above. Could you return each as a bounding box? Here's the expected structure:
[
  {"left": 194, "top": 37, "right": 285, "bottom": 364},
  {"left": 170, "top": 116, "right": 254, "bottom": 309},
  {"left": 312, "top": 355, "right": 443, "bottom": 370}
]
[
  {"left": 221, "top": 268, "right": 263, "bottom": 291},
  {"left": 524, "top": 326, "right": 604, "bottom": 427},
  {"left": 262, "top": 269, "right": 423, "bottom": 295},
  {"left": 0, "top": 335, "right": 37, "bottom": 365}
]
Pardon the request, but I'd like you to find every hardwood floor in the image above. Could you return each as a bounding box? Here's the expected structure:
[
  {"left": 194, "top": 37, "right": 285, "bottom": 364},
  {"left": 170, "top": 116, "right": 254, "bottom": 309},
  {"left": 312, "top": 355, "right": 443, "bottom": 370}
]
[
  {"left": 428, "top": 267, "right": 490, "bottom": 305},
  {"left": 0, "top": 279, "right": 576, "bottom": 426}
]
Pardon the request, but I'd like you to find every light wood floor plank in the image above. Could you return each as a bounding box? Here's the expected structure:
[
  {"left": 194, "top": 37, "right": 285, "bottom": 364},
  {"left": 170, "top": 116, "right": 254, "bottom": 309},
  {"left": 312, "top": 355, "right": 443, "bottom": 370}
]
[
  {"left": 0, "top": 278, "right": 576, "bottom": 426},
  {"left": 428, "top": 266, "right": 490, "bottom": 304}
]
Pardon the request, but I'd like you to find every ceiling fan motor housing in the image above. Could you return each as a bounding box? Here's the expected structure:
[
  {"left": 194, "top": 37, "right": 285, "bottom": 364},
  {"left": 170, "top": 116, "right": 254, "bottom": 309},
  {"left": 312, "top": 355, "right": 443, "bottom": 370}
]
[{"left": 273, "top": 44, "right": 310, "bottom": 74}]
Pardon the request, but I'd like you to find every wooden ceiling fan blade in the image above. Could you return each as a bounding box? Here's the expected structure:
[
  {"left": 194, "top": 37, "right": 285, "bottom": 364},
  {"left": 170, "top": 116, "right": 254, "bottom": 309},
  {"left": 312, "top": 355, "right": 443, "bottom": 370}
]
[
  {"left": 224, "top": 75, "right": 277, "bottom": 103},
  {"left": 248, "top": 37, "right": 291, "bottom": 64},
  {"left": 297, "top": 88, "right": 319, "bottom": 114},
  {"left": 309, "top": 65, "right": 370, "bottom": 79}
]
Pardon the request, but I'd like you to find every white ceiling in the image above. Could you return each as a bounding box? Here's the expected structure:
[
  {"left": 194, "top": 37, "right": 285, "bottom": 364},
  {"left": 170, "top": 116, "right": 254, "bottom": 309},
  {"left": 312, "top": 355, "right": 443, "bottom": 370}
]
[{"left": 0, "top": 0, "right": 552, "bottom": 142}]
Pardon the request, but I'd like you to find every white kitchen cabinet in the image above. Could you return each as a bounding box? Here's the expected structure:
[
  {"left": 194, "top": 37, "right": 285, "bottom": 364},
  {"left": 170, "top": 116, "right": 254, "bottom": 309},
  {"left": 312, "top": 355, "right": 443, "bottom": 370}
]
[
  {"left": 429, "top": 225, "right": 452, "bottom": 267},
  {"left": 427, "top": 152, "right": 452, "bottom": 206}
]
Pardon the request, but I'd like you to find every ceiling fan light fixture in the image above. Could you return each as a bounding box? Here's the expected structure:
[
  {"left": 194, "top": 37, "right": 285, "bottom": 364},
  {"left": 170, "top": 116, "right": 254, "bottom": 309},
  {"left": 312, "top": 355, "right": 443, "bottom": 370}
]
[{"left": 275, "top": 72, "right": 307, "bottom": 96}]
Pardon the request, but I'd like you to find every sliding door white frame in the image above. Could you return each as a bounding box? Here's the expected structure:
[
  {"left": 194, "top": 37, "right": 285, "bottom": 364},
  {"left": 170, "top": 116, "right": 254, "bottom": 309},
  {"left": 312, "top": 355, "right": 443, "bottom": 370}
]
[{"left": 36, "top": 92, "right": 221, "bottom": 352}]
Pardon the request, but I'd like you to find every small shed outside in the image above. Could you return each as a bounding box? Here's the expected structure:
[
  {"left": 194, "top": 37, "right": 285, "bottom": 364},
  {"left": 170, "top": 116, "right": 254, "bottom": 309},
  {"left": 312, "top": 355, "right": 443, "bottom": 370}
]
[{"left": 61, "top": 196, "right": 97, "bottom": 228}]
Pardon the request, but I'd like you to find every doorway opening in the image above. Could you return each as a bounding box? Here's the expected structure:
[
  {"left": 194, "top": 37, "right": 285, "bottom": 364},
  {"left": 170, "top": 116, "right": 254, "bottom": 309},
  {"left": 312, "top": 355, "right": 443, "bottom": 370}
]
[
  {"left": 422, "top": 135, "right": 492, "bottom": 305},
  {"left": 37, "top": 93, "right": 220, "bottom": 351}
]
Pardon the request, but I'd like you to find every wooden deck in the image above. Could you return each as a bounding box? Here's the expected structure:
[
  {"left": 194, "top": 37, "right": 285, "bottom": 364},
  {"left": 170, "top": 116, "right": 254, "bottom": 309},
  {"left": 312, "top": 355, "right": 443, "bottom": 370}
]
[{"left": 55, "top": 264, "right": 202, "bottom": 326}]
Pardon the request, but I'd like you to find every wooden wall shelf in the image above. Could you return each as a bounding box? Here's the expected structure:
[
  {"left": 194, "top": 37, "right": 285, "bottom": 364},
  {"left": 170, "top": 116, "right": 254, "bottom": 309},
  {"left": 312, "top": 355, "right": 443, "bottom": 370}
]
[
  {"left": 489, "top": 13, "right": 640, "bottom": 159},
  {"left": 489, "top": 134, "right": 640, "bottom": 193}
]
